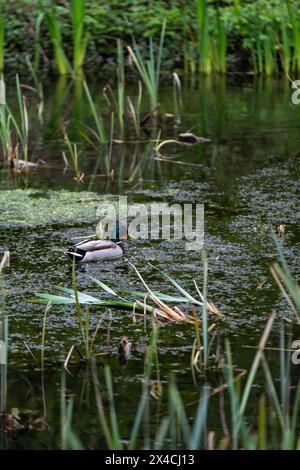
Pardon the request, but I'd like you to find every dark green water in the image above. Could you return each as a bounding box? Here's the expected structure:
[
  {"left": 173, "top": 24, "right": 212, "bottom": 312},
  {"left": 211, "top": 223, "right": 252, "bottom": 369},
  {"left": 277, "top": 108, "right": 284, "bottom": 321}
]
[{"left": 0, "top": 76, "right": 299, "bottom": 449}]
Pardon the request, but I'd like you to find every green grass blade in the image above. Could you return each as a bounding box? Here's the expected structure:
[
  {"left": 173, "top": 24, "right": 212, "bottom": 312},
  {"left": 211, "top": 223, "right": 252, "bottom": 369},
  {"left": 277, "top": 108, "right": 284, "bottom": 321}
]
[{"left": 0, "top": 12, "right": 4, "bottom": 71}]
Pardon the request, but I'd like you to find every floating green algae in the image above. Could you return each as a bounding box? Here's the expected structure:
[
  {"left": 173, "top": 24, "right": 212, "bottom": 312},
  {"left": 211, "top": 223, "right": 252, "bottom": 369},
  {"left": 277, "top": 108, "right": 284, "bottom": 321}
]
[{"left": 0, "top": 189, "right": 114, "bottom": 227}]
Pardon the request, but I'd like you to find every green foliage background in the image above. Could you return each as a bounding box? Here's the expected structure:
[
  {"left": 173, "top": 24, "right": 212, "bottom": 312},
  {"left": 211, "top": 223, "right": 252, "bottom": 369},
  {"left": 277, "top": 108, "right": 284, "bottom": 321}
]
[{"left": 2, "top": 0, "right": 300, "bottom": 74}]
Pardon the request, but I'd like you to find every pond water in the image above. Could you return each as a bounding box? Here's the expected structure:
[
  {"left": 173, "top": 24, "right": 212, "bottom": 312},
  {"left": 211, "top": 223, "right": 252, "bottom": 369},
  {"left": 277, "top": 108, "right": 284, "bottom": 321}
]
[{"left": 0, "top": 76, "right": 299, "bottom": 449}]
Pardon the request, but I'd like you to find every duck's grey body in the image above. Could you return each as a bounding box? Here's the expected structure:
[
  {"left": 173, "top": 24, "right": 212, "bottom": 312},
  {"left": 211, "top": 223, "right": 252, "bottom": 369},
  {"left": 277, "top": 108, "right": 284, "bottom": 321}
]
[{"left": 66, "top": 239, "right": 124, "bottom": 263}]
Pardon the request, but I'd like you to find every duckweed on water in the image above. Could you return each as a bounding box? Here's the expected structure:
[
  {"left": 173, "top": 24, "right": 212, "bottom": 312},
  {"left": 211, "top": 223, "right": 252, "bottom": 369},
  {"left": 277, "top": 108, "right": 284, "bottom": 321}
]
[{"left": 0, "top": 189, "right": 113, "bottom": 227}]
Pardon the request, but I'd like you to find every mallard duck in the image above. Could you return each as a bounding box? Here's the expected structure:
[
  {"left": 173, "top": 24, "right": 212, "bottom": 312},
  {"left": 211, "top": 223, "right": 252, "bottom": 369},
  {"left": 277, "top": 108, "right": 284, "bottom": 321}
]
[{"left": 66, "top": 225, "right": 129, "bottom": 263}]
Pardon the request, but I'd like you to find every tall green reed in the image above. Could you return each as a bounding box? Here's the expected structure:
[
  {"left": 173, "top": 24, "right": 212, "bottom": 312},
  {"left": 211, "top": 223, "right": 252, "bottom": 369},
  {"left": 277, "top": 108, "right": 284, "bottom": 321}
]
[
  {"left": 33, "top": 3, "right": 45, "bottom": 73},
  {"left": 224, "top": 311, "right": 276, "bottom": 449},
  {"left": 40, "top": 302, "right": 51, "bottom": 370},
  {"left": 279, "top": 2, "right": 291, "bottom": 75},
  {"left": 0, "top": 76, "right": 29, "bottom": 165},
  {"left": 127, "top": 81, "right": 142, "bottom": 138},
  {"left": 0, "top": 252, "right": 9, "bottom": 414},
  {"left": 26, "top": 56, "right": 44, "bottom": 123},
  {"left": 102, "top": 40, "right": 125, "bottom": 137},
  {"left": 61, "top": 123, "right": 84, "bottom": 182},
  {"left": 127, "top": 19, "right": 166, "bottom": 110},
  {"left": 60, "top": 371, "right": 84, "bottom": 450},
  {"left": 46, "top": 9, "right": 70, "bottom": 75},
  {"left": 173, "top": 72, "right": 183, "bottom": 115},
  {"left": 285, "top": 0, "right": 300, "bottom": 73},
  {"left": 71, "top": 0, "right": 89, "bottom": 73},
  {"left": 91, "top": 318, "right": 210, "bottom": 450},
  {"left": 0, "top": 314, "right": 8, "bottom": 414},
  {"left": 196, "top": 0, "right": 212, "bottom": 74},
  {"left": 0, "top": 78, "right": 12, "bottom": 160},
  {"left": 216, "top": 9, "right": 227, "bottom": 74},
  {"left": 83, "top": 81, "right": 106, "bottom": 143},
  {"left": 117, "top": 39, "right": 125, "bottom": 135},
  {"left": 15, "top": 75, "right": 29, "bottom": 164},
  {"left": 45, "top": 1, "right": 88, "bottom": 75},
  {"left": 0, "top": 11, "right": 4, "bottom": 72}
]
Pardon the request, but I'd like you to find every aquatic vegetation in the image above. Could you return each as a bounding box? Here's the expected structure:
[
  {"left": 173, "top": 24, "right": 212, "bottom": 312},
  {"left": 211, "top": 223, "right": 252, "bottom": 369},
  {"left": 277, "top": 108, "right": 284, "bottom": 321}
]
[
  {"left": 0, "top": 314, "right": 8, "bottom": 414},
  {"left": 215, "top": 8, "right": 227, "bottom": 74},
  {"left": 0, "top": 251, "right": 10, "bottom": 276},
  {"left": 127, "top": 20, "right": 166, "bottom": 110},
  {"left": 34, "top": 260, "right": 220, "bottom": 326},
  {"left": 172, "top": 72, "right": 183, "bottom": 115},
  {"left": 90, "top": 322, "right": 210, "bottom": 450},
  {"left": 0, "top": 11, "right": 4, "bottom": 72},
  {"left": 71, "top": 0, "right": 89, "bottom": 73},
  {"left": 0, "top": 189, "right": 114, "bottom": 227},
  {"left": 196, "top": 0, "right": 212, "bottom": 74},
  {"left": 1, "top": 4, "right": 300, "bottom": 451},
  {"left": 45, "top": 8, "right": 70, "bottom": 76},
  {"left": 60, "top": 372, "right": 83, "bottom": 450},
  {"left": 15, "top": 75, "right": 29, "bottom": 165},
  {"left": 4, "top": 0, "right": 300, "bottom": 77},
  {"left": 0, "top": 252, "right": 9, "bottom": 415},
  {"left": 26, "top": 56, "right": 44, "bottom": 123},
  {"left": 196, "top": 0, "right": 228, "bottom": 75},
  {"left": 271, "top": 235, "right": 300, "bottom": 323},
  {"left": 116, "top": 39, "right": 125, "bottom": 135},
  {"left": 126, "top": 81, "right": 143, "bottom": 138},
  {"left": 61, "top": 123, "right": 84, "bottom": 183},
  {"left": 285, "top": 0, "right": 300, "bottom": 73},
  {"left": 45, "top": 1, "right": 88, "bottom": 75},
  {"left": 0, "top": 75, "right": 30, "bottom": 168},
  {"left": 83, "top": 81, "right": 106, "bottom": 143},
  {"left": 155, "top": 131, "right": 209, "bottom": 157},
  {"left": 60, "top": 312, "right": 300, "bottom": 449},
  {"left": 0, "top": 88, "right": 13, "bottom": 161},
  {"left": 40, "top": 302, "right": 51, "bottom": 371},
  {"left": 32, "top": 6, "right": 45, "bottom": 73}
]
